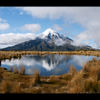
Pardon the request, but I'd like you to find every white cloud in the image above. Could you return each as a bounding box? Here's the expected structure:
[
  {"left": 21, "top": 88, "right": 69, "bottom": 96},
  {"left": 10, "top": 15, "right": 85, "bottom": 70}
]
[
  {"left": 0, "top": 18, "right": 7, "bottom": 23},
  {"left": 0, "top": 23, "right": 10, "bottom": 30},
  {"left": 55, "top": 38, "right": 66, "bottom": 46},
  {"left": 21, "top": 24, "right": 41, "bottom": 32},
  {"left": 0, "top": 17, "right": 10, "bottom": 31},
  {"left": 17, "top": 7, "right": 100, "bottom": 48},
  {"left": 0, "top": 33, "right": 36, "bottom": 48},
  {"left": 52, "top": 24, "right": 62, "bottom": 31}
]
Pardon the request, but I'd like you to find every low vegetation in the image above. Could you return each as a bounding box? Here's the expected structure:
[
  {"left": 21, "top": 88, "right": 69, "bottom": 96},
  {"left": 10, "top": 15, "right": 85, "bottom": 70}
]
[
  {"left": 0, "top": 50, "right": 100, "bottom": 93},
  {"left": 0, "top": 50, "right": 100, "bottom": 61},
  {"left": 0, "top": 57, "right": 100, "bottom": 93}
]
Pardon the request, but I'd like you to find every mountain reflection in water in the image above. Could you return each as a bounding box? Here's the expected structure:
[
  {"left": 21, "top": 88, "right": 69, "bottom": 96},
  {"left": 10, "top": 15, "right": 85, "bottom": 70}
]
[{"left": 1, "top": 54, "right": 100, "bottom": 76}]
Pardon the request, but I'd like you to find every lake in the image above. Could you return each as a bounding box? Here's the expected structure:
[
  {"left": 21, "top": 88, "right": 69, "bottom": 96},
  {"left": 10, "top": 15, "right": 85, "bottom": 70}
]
[{"left": 1, "top": 54, "right": 100, "bottom": 76}]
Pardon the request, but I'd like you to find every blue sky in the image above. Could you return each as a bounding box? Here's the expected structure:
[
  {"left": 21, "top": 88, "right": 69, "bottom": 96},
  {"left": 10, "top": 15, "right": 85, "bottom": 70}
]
[
  {"left": 0, "top": 7, "right": 85, "bottom": 34},
  {"left": 0, "top": 7, "right": 100, "bottom": 48}
]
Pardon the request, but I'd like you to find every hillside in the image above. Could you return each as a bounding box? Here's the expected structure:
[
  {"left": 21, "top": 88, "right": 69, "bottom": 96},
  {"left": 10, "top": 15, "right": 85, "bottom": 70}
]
[{"left": 1, "top": 28, "right": 94, "bottom": 51}]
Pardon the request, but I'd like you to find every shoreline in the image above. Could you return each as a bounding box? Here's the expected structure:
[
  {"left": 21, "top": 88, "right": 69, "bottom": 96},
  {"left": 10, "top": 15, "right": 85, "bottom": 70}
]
[
  {"left": 0, "top": 57, "right": 100, "bottom": 93},
  {"left": 0, "top": 51, "right": 100, "bottom": 93}
]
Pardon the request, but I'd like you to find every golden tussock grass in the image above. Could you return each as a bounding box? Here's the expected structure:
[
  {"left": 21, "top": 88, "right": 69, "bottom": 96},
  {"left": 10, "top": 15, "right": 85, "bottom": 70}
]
[
  {"left": 69, "top": 65, "right": 77, "bottom": 76},
  {"left": 1, "top": 80, "right": 12, "bottom": 93},
  {"left": 32, "top": 71, "right": 40, "bottom": 86},
  {"left": 19, "top": 66, "right": 25, "bottom": 75},
  {"left": 14, "top": 67, "right": 19, "bottom": 74},
  {"left": 66, "top": 58, "right": 100, "bottom": 93},
  {"left": 1, "top": 80, "right": 22, "bottom": 93},
  {"left": 0, "top": 50, "right": 100, "bottom": 61},
  {"left": 9, "top": 66, "right": 13, "bottom": 72},
  {"left": 1, "top": 54, "right": 100, "bottom": 93},
  {"left": 12, "top": 82, "right": 21, "bottom": 93}
]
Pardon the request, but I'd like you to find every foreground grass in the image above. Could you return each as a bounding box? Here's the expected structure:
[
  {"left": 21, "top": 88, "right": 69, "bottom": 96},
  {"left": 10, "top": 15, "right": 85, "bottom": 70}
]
[{"left": 1, "top": 57, "right": 100, "bottom": 93}]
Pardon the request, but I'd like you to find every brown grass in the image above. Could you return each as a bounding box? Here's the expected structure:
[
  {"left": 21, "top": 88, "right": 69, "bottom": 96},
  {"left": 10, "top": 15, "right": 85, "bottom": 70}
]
[
  {"left": 0, "top": 50, "right": 100, "bottom": 61},
  {"left": 14, "top": 67, "right": 19, "bottom": 74},
  {"left": 9, "top": 66, "right": 13, "bottom": 72},
  {"left": 32, "top": 71, "right": 40, "bottom": 86},
  {"left": 1, "top": 80, "right": 12, "bottom": 93},
  {"left": 66, "top": 58, "right": 100, "bottom": 93},
  {"left": 19, "top": 66, "right": 25, "bottom": 75},
  {"left": 1, "top": 54, "right": 100, "bottom": 93},
  {"left": 1, "top": 80, "right": 22, "bottom": 93},
  {"left": 0, "top": 72, "right": 3, "bottom": 82},
  {"left": 12, "top": 82, "right": 21, "bottom": 93},
  {"left": 69, "top": 65, "right": 77, "bottom": 76}
]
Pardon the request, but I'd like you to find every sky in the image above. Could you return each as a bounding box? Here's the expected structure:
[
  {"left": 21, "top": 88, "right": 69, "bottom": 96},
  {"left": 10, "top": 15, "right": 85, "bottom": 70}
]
[{"left": 0, "top": 7, "right": 100, "bottom": 49}]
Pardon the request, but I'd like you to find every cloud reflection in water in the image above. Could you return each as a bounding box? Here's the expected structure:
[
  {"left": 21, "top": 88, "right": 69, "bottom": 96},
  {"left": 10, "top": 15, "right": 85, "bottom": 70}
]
[{"left": 1, "top": 54, "right": 99, "bottom": 76}]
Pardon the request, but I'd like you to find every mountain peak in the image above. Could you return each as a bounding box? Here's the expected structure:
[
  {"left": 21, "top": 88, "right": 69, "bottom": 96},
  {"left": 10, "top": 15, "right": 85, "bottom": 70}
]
[
  {"left": 37, "top": 28, "right": 73, "bottom": 46},
  {"left": 42, "top": 28, "right": 57, "bottom": 38}
]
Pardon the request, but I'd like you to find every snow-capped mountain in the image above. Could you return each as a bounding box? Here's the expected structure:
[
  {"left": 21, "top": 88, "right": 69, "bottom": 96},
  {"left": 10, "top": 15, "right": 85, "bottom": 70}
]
[
  {"left": 38, "top": 28, "right": 73, "bottom": 46},
  {"left": 1, "top": 28, "right": 93, "bottom": 51}
]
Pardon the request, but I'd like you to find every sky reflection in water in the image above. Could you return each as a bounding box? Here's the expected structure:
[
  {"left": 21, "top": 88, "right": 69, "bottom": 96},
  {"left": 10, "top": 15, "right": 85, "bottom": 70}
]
[{"left": 1, "top": 54, "right": 100, "bottom": 76}]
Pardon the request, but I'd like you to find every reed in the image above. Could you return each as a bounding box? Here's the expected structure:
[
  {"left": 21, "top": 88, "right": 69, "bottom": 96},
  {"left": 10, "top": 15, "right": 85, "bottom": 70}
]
[
  {"left": 12, "top": 82, "right": 21, "bottom": 93},
  {"left": 1, "top": 80, "right": 12, "bottom": 93},
  {"left": 14, "top": 67, "right": 19, "bottom": 74},
  {"left": 1, "top": 54, "right": 100, "bottom": 93},
  {"left": 19, "top": 66, "right": 25, "bottom": 75},
  {"left": 0, "top": 50, "right": 100, "bottom": 61},
  {"left": 9, "top": 66, "right": 13, "bottom": 72},
  {"left": 69, "top": 65, "right": 77, "bottom": 76},
  {"left": 32, "top": 71, "right": 40, "bottom": 86}
]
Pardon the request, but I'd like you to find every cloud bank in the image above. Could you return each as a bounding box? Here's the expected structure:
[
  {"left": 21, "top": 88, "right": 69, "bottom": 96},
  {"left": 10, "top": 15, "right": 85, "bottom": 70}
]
[
  {"left": 0, "top": 17, "right": 10, "bottom": 31},
  {"left": 0, "top": 33, "right": 36, "bottom": 48},
  {"left": 52, "top": 24, "right": 63, "bottom": 31},
  {"left": 17, "top": 7, "right": 100, "bottom": 48},
  {"left": 21, "top": 24, "right": 41, "bottom": 32}
]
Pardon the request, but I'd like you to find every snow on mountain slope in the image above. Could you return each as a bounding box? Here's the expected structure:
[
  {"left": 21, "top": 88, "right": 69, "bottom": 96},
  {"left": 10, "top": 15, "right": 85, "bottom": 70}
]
[{"left": 38, "top": 28, "right": 73, "bottom": 46}]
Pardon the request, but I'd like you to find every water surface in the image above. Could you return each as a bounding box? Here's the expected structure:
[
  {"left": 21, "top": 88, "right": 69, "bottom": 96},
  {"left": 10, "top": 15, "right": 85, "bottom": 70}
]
[{"left": 1, "top": 54, "right": 100, "bottom": 76}]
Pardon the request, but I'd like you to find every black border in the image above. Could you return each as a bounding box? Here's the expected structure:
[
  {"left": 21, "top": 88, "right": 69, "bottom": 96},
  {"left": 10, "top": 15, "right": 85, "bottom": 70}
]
[
  {"left": 0, "top": 0, "right": 100, "bottom": 6},
  {"left": 0, "top": 0, "right": 100, "bottom": 98},
  {"left": 0, "top": 93, "right": 100, "bottom": 99}
]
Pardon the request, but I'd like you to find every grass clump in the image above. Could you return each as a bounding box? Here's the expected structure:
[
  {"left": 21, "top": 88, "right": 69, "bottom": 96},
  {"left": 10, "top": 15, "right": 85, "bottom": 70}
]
[
  {"left": 32, "top": 71, "right": 40, "bottom": 86},
  {"left": 9, "top": 66, "right": 13, "bottom": 72},
  {"left": 1, "top": 54, "right": 100, "bottom": 93},
  {"left": 1, "top": 80, "right": 12, "bottom": 93},
  {"left": 69, "top": 65, "right": 77, "bottom": 76},
  {"left": 19, "top": 66, "right": 25, "bottom": 75},
  {"left": 12, "top": 82, "right": 21, "bottom": 93},
  {"left": 14, "top": 67, "right": 19, "bottom": 74}
]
